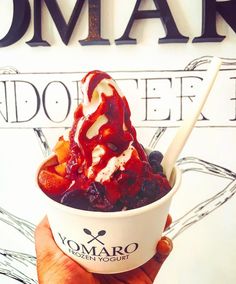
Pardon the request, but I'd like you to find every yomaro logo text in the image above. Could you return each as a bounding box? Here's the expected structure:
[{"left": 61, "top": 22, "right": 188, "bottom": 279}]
[{"left": 57, "top": 230, "right": 139, "bottom": 263}]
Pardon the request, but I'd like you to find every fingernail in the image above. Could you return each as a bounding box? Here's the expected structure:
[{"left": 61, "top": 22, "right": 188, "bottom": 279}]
[{"left": 156, "top": 237, "right": 173, "bottom": 256}]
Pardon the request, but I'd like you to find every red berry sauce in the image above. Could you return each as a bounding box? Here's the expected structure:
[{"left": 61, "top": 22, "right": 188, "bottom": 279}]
[{"left": 41, "top": 70, "right": 171, "bottom": 211}]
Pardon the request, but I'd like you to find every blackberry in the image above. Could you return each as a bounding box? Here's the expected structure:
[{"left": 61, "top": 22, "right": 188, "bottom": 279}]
[
  {"left": 148, "top": 151, "right": 163, "bottom": 164},
  {"left": 141, "top": 180, "right": 159, "bottom": 199},
  {"left": 149, "top": 160, "right": 163, "bottom": 173},
  {"left": 86, "top": 182, "right": 113, "bottom": 211},
  {"left": 135, "top": 197, "right": 150, "bottom": 209},
  {"left": 61, "top": 189, "right": 89, "bottom": 210},
  {"left": 112, "top": 200, "right": 126, "bottom": 211},
  {"left": 148, "top": 150, "right": 164, "bottom": 173}
]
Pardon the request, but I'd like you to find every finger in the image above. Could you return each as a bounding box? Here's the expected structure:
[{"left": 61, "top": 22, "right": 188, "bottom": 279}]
[
  {"left": 164, "top": 214, "right": 172, "bottom": 231},
  {"left": 34, "top": 216, "right": 59, "bottom": 256},
  {"left": 140, "top": 236, "right": 173, "bottom": 282}
]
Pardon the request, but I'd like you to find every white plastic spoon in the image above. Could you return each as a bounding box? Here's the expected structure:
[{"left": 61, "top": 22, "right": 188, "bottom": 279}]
[{"left": 161, "top": 57, "right": 222, "bottom": 181}]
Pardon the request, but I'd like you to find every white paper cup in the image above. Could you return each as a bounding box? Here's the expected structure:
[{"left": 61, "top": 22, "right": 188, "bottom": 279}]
[{"left": 36, "top": 154, "right": 181, "bottom": 274}]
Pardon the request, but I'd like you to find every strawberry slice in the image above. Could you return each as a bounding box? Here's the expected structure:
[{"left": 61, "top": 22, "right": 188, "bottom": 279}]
[{"left": 38, "top": 169, "right": 71, "bottom": 195}]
